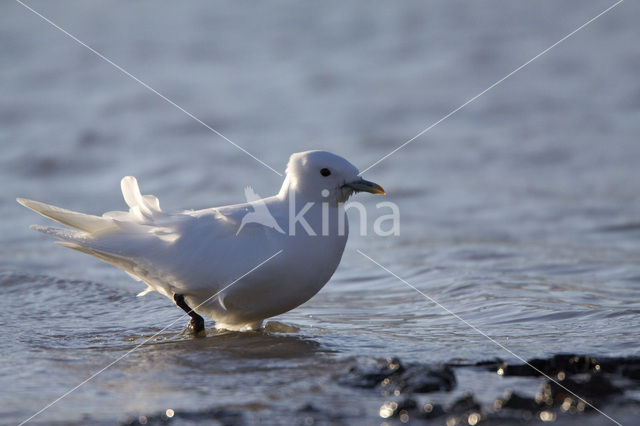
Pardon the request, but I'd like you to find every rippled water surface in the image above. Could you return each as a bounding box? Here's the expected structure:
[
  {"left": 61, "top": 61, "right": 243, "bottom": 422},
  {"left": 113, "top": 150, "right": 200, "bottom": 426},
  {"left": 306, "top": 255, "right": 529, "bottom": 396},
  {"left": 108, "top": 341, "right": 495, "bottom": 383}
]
[{"left": 2, "top": 1, "right": 639, "bottom": 424}]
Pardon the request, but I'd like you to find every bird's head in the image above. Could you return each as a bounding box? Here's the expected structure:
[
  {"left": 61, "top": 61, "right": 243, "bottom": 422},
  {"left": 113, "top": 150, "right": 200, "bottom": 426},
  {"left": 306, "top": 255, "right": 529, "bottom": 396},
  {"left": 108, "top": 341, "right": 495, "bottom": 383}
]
[{"left": 280, "top": 150, "right": 385, "bottom": 204}]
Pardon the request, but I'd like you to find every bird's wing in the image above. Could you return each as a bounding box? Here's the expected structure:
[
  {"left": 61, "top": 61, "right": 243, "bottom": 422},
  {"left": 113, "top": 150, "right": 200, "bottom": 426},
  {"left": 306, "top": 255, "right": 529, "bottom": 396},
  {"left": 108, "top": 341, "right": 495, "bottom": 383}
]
[
  {"left": 20, "top": 177, "right": 238, "bottom": 291},
  {"left": 20, "top": 177, "right": 282, "bottom": 298}
]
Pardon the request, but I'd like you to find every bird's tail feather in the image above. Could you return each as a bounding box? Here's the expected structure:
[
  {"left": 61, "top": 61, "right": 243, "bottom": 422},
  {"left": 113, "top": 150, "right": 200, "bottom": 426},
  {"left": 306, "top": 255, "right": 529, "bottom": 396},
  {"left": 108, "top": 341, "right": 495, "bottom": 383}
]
[
  {"left": 30, "top": 224, "right": 157, "bottom": 297},
  {"left": 18, "top": 176, "right": 164, "bottom": 234},
  {"left": 30, "top": 224, "right": 88, "bottom": 241},
  {"left": 56, "top": 240, "right": 138, "bottom": 272},
  {"left": 19, "top": 178, "right": 169, "bottom": 297},
  {"left": 17, "top": 198, "right": 115, "bottom": 233},
  {"left": 29, "top": 223, "right": 132, "bottom": 269}
]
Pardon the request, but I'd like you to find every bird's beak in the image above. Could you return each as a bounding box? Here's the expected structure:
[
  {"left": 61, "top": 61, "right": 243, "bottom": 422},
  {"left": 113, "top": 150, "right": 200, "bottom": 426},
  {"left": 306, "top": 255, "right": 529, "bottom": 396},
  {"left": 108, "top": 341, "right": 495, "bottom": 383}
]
[{"left": 344, "top": 178, "right": 386, "bottom": 195}]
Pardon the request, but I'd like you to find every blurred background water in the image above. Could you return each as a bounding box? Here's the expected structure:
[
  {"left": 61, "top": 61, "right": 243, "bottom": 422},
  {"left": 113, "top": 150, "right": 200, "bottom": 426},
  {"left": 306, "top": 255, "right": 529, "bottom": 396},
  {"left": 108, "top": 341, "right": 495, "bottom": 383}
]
[{"left": 1, "top": 0, "right": 639, "bottom": 424}]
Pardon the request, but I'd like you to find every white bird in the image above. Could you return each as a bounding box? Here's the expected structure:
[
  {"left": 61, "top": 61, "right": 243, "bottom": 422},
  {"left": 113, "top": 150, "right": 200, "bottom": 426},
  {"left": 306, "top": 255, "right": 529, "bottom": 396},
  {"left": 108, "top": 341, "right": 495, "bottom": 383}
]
[{"left": 18, "top": 151, "right": 385, "bottom": 333}]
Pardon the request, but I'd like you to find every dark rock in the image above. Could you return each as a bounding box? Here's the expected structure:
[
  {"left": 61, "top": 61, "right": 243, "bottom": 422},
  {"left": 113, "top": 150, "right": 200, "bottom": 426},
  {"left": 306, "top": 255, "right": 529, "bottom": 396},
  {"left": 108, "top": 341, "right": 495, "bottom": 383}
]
[
  {"left": 537, "top": 372, "right": 623, "bottom": 410},
  {"left": 621, "top": 364, "right": 640, "bottom": 381},
  {"left": 472, "top": 358, "right": 503, "bottom": 369},
  {"left": 341, "top": 354, "right": 640, "bottom": 424},
  {"left": 121, "top": 408, "right": 243, "bottom": 426},
  {"left": 401, "top": 365, "right": 456, "bottom": 393},
  {"left": 343, "top": 357, "right": 455, "bottom": 395},
  {"left": 298, "top": 403, "right": 320, "bottom": 413},
  {"left": 379, "top": 398, "right": 450, "bottom": 423},
  {"left": 345, "top": 357, "right": 403, "bottom": 388},
  {"left": 495, "top": 354, "right": 620, "bottom": 378},
  {"left": 494, "top": 390, "right": 540, "bottom": 412},
  {"left": 418, "top": 402, "right": 446, "bottom": 419},
  {"left": 448, "top": 392, "right": 481, "bottom": 413},
  {"left": 378, "top": 398, "right": 418, "bottom": 422}
]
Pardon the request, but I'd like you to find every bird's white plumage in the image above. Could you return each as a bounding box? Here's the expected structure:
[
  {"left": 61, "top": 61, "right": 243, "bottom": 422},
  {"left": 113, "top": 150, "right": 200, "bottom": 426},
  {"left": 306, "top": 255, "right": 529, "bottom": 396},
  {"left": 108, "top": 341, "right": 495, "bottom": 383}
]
[{"left": 18, "top": 151, "right": 382, "bottom": 331}]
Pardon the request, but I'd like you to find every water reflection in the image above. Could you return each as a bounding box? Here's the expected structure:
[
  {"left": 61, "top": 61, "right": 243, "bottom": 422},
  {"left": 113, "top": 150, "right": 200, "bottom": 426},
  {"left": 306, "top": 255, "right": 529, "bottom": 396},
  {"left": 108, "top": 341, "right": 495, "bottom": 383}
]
[{"left": 121, "top": 325, "right": 327, "bottom": 364}]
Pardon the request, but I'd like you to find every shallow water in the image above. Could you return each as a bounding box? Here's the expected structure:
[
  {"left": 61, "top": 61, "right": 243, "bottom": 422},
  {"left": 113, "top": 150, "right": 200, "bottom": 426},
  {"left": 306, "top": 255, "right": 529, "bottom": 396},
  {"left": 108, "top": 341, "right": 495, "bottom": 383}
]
[{"left": 1, "top": 1, "right": 639, "bottom": 424}]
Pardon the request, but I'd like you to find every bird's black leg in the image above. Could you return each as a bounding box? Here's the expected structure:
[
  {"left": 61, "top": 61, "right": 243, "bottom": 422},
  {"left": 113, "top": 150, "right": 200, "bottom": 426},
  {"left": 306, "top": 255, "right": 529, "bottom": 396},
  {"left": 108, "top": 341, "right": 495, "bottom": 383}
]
[{"left": 174, "top": 294, "right": 205, "bottom": 336}]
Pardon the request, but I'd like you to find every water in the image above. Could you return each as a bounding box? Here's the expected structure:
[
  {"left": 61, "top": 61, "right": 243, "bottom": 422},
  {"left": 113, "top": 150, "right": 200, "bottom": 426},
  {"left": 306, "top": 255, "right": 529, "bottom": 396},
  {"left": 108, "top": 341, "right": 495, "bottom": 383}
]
[{"left": 1, "top": 0, "right": 639, "bottom": 424}]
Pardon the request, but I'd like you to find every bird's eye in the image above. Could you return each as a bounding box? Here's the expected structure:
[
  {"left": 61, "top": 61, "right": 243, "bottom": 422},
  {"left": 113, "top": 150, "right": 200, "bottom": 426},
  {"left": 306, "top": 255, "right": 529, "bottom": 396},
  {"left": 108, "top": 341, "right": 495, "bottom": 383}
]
[{"left": 320, "top": 168, "right": 331, "bottom": 177}]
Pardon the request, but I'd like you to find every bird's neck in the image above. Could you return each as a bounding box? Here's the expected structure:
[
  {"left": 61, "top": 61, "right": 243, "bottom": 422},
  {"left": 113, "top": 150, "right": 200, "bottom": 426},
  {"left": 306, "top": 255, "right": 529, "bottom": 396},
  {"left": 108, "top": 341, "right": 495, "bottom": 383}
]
[{"left": 277, "top": 174, "right": 293, "bottom": 200}]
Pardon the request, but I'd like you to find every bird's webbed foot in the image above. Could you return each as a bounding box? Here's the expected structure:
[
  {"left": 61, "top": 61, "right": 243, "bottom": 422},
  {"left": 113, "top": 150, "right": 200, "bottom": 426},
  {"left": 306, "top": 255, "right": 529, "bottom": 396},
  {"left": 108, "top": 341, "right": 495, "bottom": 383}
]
[{"left": 187, "top": 316, "right": 205, "bottom": 336}]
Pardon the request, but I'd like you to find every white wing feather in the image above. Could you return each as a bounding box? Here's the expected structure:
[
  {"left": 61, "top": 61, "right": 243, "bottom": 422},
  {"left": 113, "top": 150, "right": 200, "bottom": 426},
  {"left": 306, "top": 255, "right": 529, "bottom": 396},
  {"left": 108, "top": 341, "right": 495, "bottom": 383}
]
[{"left": 18, "top": 176, "right": 271, "bottom": 301}]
